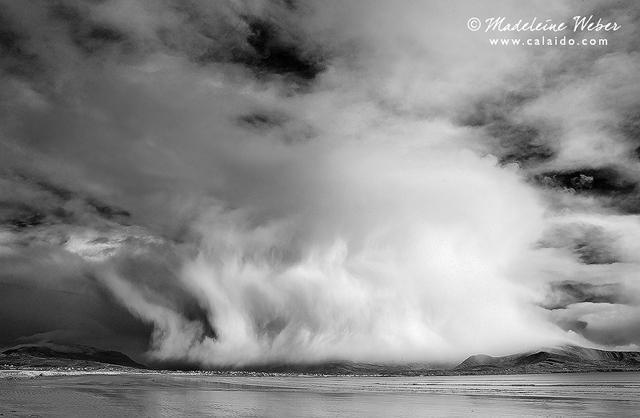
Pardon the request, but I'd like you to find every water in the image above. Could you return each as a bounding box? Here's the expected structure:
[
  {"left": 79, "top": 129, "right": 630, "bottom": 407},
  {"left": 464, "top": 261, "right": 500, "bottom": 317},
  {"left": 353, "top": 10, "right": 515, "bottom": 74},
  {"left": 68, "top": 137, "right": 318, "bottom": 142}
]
[{"left": 1, "top": 372, "right": 639, "bottom": 417}]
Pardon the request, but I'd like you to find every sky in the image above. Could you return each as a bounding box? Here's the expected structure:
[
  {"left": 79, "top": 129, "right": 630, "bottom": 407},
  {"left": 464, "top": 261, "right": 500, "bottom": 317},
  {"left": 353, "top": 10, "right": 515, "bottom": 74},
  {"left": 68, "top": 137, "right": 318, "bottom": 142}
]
[{"left": 1, "top": 0, "right": 640, "bottom": 368}]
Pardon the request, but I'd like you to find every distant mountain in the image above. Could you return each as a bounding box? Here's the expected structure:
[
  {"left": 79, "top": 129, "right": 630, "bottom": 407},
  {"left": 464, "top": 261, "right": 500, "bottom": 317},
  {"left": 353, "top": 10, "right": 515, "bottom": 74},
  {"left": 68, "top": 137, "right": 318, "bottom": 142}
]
[
  {"left": 234, "top": 361, "right": 444, "bottom": 375},
  {"left": 3, "top": 343, "right": 640, "bottom": 375},
  {"left": 455, "top": 345, "right": 640, "bottom": 374},
  {"left": 0, "top": 343, "right": 147, "bottom": 370},
  {"left": 239, "top": 346, "right": 640, "bottom": 375}
]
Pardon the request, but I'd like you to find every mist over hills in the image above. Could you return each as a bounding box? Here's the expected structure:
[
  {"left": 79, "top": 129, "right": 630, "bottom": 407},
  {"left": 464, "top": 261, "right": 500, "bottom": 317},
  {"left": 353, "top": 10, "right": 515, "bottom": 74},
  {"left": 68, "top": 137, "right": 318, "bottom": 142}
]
[
  {"left": 3, "top": 343, "right": 640, "bottom": 376},
  {"left": 222, "top": 345, "right": 640, "bottom": 375}
]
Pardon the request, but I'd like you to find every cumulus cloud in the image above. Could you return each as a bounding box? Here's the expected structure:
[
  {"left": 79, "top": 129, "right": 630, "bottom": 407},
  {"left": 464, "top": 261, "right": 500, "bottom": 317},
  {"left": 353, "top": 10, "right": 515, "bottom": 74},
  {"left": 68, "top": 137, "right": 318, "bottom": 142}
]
[{"left": 1, "top": 0, "right": 640, "bottom": 367}]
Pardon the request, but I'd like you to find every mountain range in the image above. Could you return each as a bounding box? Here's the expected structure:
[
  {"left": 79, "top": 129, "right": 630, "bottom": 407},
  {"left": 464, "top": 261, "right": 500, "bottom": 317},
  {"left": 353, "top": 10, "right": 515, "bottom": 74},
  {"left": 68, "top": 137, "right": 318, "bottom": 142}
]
[{"left": 2, "top": 344, "right": 640, "bottom": 375}]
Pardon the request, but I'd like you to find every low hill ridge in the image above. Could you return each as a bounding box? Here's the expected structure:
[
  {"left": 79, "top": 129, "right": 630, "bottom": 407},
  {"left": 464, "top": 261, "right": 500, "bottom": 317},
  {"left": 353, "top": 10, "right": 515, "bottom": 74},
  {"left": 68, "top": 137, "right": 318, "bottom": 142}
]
[
  {"left": 3, "top": 343, "right": 640, "bottom": 375},
  {"left": 456, "top": 345, "right": 640, "bottom": 374},
  {"left": 1, "top": 343, "right": 146, "bottom": 370}
]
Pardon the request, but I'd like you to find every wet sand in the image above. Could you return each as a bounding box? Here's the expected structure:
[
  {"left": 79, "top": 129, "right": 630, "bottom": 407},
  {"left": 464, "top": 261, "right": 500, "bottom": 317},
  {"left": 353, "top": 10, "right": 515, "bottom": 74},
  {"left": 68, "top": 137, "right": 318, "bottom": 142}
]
[{"left": 1, "top": 372, "right": 639, "bottom": 417}]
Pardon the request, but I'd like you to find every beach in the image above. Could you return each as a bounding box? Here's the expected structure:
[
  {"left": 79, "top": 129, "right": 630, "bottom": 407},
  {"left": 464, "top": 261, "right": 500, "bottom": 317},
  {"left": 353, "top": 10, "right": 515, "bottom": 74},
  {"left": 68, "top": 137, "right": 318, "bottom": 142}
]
[{"left": 1, "top": 372, "right": 639, "bottom": 417}]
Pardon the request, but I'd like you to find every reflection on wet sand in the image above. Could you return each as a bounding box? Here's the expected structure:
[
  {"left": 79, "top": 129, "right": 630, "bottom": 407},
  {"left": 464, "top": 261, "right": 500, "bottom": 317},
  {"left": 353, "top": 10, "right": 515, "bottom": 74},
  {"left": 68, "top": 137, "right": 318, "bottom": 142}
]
[{"left": 1, "top": 372, "right": 639, "bottom": 418}]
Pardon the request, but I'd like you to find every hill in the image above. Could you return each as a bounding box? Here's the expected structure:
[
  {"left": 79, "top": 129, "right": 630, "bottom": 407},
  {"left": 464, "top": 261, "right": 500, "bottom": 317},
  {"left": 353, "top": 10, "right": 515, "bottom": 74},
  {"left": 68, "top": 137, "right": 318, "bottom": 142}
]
[
  {"left": 455, "top": 345, "right": 640, "bottom": 374},
  {"left": 0, "top": 343, "right": 147, "bottom": 371}
]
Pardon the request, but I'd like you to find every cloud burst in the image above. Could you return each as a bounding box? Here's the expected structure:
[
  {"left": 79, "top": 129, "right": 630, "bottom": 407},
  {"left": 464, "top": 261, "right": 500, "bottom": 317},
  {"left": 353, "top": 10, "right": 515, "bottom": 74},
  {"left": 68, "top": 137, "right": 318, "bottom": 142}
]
[{"left": 1, "top": 0, "right": 640, "bottom": 367}]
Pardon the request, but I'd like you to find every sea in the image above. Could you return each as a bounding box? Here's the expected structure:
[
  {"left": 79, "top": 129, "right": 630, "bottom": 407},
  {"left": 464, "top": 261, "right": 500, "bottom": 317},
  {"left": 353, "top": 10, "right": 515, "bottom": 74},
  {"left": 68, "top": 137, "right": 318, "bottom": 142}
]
[{"left": 1, "top": 372, "right": 639, "bottom": 417}]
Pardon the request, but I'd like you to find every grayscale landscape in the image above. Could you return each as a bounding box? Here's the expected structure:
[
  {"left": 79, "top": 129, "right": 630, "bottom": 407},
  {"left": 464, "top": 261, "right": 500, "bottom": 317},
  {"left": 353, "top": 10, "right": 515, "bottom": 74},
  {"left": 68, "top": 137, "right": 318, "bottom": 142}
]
[{"left": 1, "top": 0, "right": 640, "bottom": 416}]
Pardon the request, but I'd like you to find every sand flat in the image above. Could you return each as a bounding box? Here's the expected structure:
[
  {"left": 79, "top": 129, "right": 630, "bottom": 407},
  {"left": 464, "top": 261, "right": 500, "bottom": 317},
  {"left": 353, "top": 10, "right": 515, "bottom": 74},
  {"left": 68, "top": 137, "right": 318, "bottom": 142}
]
[{"left": 1, "top": 372, "right": 639, "bottom": 417}]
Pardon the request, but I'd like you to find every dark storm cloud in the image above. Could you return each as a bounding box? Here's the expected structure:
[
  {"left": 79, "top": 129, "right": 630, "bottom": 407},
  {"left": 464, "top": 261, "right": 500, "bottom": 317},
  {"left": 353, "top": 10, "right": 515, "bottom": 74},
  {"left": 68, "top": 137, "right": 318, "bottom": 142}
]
[
  {"left": 234, "top": 17, "right": 324, "bottom": 82},
  {"left": 451, "top": 1, "right": 640, "bottom": 192},
  {"left": 0, "top": 246, "right": 153, "bottom": 358},
  {"left": 0, "top": 8, "right": 41, "bottom": 78},
  {"left": 542, "top": 275, "right": 640, "bottom": 348},
  {"left": 542, "top": 281, "right": 630, "bottom": 310},
  {"left": 237, "top": 112, "right": 289, "bottom": 131},
  {"left": 50, "top": 1, "right": 128, "bottom": 55},
  {"left": 622, "top": 113, "right": 640, "bottom": 158},
  {"left": 488, "top": 122, "right": 555, "bottom": 167},
  {"left": 533, "top": 166, "right": 640, "bottom": 215},
  {"left": 535, "top": 166, "right": 635, "bottom": 195}
]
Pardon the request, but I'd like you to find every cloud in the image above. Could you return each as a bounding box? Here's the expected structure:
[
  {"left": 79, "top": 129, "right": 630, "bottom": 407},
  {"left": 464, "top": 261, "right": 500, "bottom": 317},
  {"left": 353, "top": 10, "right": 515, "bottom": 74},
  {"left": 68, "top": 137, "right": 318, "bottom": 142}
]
[{"left": 1, "top": 0, "right": 639, "bottom": 367}]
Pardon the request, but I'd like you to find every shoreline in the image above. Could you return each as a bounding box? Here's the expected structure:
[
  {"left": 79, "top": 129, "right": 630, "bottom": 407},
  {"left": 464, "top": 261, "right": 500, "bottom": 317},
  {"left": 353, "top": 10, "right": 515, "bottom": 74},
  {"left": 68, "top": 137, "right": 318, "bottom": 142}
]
[{"left": 3, "top": 366, "right": 640, "bottom": 380}]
